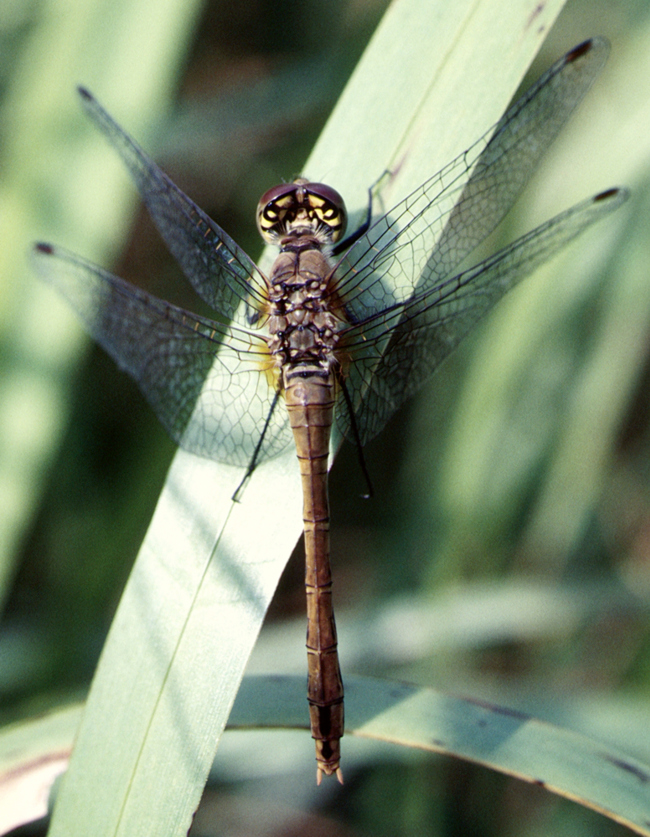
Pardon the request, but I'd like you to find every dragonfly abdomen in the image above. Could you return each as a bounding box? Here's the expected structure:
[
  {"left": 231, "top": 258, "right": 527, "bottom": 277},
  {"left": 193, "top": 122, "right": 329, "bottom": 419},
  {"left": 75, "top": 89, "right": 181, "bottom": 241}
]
[{"left": 285, "top": 371, "right": 343, "bottom": 783}]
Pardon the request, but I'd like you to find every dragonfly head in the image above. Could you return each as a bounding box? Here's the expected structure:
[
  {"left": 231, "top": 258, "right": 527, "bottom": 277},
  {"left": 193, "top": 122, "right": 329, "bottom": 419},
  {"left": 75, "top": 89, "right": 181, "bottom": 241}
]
[{"left": 256, "top": 179, "right": 347, "bottom": 248}]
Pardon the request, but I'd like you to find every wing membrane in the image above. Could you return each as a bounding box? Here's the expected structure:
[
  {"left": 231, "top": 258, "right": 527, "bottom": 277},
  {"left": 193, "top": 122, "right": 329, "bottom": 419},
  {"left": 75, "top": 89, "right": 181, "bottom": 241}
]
[
  {"left": 79, "top": 88, "right": 268, "bottom": 326},
  {"left": 337, "top": 188, "right": 627, "bottom": 445},
  {"left": 336, "top": 38, "right": 609, "bottom": 322},
  {"left": 34, "top": 243, "right": 293, "bottom": 466}
]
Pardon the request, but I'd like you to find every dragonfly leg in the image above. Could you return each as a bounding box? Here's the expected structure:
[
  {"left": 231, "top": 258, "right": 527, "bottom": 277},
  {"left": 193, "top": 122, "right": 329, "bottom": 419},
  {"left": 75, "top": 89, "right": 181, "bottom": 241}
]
[
  {"left": 332, "top": 170, "right": 392, "bottom": 255},
  {"left": 232, "top": 387, "right": 282, "bottom": 501},
  {"left": 339, "top": 377, "right": 373, "bottom": 498}
]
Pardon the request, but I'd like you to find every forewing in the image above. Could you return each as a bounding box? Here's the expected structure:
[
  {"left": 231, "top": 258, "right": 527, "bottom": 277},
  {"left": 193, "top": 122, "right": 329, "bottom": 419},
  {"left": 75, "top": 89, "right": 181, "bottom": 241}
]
[
  {"left": 337, "top": 188, "right": 628, "bottom": 445},
  {"left": 34, "top": 243, "right": 293, "bottom": 467},
  {"left": 79, "top": 88, "right": 268, "bottom": 326},
  {"left": 335, "top": 38, "right": 610, "bottom": 322}
]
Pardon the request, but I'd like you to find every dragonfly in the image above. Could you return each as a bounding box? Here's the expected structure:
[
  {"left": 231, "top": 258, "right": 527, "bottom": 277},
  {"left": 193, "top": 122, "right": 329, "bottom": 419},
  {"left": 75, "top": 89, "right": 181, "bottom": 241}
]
[{"left": 34, "top": 38, "right": 627, "bottom": 783}]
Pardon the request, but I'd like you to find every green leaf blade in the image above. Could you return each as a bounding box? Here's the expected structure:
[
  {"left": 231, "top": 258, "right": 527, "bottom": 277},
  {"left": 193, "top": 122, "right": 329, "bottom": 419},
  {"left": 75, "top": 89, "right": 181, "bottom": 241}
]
[{"left": 46, "top": 0, "right": 573, "bottom": 833}]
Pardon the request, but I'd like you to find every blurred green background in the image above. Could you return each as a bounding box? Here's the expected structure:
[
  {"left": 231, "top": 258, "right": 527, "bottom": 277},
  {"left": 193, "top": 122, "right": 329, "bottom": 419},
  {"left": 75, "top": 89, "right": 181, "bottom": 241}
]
[{"left": 2, "top": 0, "right": 650, "bottom": 834}]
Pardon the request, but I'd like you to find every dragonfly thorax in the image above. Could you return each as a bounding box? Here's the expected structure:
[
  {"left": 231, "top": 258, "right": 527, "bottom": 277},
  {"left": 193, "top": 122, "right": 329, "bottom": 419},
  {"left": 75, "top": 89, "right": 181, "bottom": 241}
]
[{"left": 265, "top": 248, "right": 345, "bottom": 372}]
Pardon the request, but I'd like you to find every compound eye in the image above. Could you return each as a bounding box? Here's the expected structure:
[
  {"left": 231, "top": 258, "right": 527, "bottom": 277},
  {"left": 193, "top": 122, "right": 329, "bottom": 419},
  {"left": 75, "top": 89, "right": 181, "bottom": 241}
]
[
  {"left": 301, "top": 182, "right": 347, "bottom": 243},
  {"left": 256, "top": 183, "right": 300, "bottom": 243},
  {"left": 257, "top": 182, "right": 297, "bottom": 211}
]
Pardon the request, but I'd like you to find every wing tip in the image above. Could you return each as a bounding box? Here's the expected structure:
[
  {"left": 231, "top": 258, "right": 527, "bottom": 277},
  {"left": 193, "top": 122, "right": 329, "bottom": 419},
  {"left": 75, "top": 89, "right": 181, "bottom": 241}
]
[
  {"left": 593, "top": 187, "right": 630, "bottom": 206},
  {"left": 566, "top": 36, "right": 610, "bottom": 64}
]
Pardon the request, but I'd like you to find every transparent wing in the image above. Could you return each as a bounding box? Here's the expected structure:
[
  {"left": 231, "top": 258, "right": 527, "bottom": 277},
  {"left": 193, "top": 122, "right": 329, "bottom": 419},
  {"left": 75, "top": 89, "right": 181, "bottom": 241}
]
[
  {"left": 335, "top": 38, "right": 610, "bottom": 322},
  {"left": 337, "top": 188, "right": 627, "bottom": 445},
  {"left": 79, "top": 88, "right": 269, "bottom": 327},
  {"left": 34, "top": 243, "right": 293, "bottom": 467}
]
